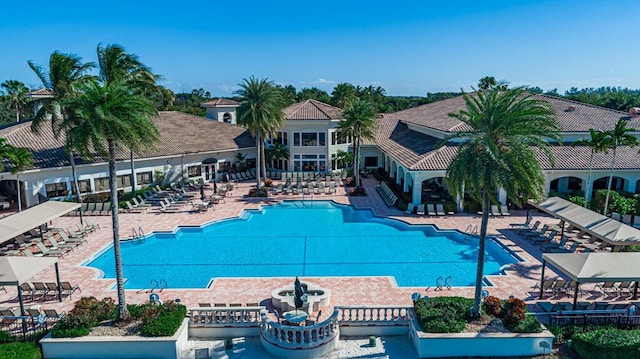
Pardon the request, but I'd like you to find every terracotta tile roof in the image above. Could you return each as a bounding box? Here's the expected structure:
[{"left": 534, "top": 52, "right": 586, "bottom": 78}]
[
  {"left": 393, "top": 94, "right": 639, "bottom": 133},
  {"left": 375, "top": 115, "right": 640, "bottom": 171},
  {"left": 25, "top": 88, "right": 53, "bottom": 97},
  {"left": 0, "top": 111, "right": 254, "bottom": 171},
  {"left": 201, "top": 98, "right": 239, "bottom": 107},
  {"left": 283, "top": 99, "right": 342, "bottom": 120}
]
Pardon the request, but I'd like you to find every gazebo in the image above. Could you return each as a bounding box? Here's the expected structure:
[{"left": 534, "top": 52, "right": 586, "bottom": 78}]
[
  {"left": 0, "top": 257, "right": 62, "bottom": 316},
  {"left": 540, "top": 252, "right": 640, "bottom": 308}
]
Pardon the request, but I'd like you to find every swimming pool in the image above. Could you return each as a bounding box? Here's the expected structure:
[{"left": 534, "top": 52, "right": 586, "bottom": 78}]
[{"left": 86, "top": 201, "right": 519, "bottom": 289}]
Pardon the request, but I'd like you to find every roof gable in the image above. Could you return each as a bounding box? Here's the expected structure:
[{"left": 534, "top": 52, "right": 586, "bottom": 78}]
[{"left": 283, "top": 99, "right": 342, "bottom": 120}]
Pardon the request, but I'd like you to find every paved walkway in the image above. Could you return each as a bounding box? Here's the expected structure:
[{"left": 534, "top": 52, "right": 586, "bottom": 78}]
[{"left": 0, "top": 177, "right": 630, "bottom": 314}]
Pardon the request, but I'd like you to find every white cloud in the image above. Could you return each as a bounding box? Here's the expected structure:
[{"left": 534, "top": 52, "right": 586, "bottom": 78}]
[{"left": 302, "top": 78, "right": 338, "bottom": 86}]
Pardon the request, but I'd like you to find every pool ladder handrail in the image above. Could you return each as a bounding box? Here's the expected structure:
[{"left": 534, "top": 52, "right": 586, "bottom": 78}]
[
  {"left": 131, "top": 226, "right": 145, "bottom": 240},
  {"left": 435, "top": 275, "right": 453, "bottom": 291},
  {"left": 149, "top": 279, "right": 168, "bottom": 293},
  {"left": 464, "top": 224, "right": 478, "bottom": 235}
]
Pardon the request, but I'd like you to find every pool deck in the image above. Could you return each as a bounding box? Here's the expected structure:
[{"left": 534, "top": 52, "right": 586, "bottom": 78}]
[{"left": 0, "top": 177, "right": 632, "bottom": 314}]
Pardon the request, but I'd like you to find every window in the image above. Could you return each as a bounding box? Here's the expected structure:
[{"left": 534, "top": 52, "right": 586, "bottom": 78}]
[
  {"left": 293, "top": 154, "right": 325, "bottom": 172},
  {"left": 95, "top": 177, "right": 109, "bottom": 192},
  {"left": 116, "top": 175, "right": 131, "bottom": 189},
  {"left": 187, "top": 166, "right": 201, "bottom": 178},
  {"left": 301, "top": 133, "right": 317, "bottom": 146},
  {"left": 364, "top": 157, "right": 378, "bottom": 167},
  {"left": 331, "top": 131, "right": 350, "bottom": 145},
  {"left": 331, "top": 153, "right": 337, "bottom": 170},
  {"left": 70, "top": 180, "right": 91, "bottom": 195},
  {"left": 293, "top": 133, "right": 300, "bottom": 146},
  {"left": 136, "top": 171, "right": 153, "bottom": 185},
  {"left": 319, "top": 133, "right": 326, "bottom": 146},
  {"left": 218, "top": 162, "right": 230, "bottom": 173},
  {"left": 272, "top": 131, "right": 288, "bottom": 146},
  {"left": 45, "top": 182, "right": 68, "bottom": 198},
  {"left": 293, "top": 132, "right": 325, "bottom": 147},
  {"left": 223, "top": 113, "right": 232, "bottom": 123}
]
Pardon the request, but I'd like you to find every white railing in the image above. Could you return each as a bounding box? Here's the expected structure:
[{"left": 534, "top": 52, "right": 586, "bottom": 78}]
[
  {"left": 189, "top": 307, "right": 263, "bottom": 326},
  {"left": 336, "top": 306, "right": 410, "bottom": 325},
  {"left": 259, "top": 308, "right": 339, "bottom": 350}
]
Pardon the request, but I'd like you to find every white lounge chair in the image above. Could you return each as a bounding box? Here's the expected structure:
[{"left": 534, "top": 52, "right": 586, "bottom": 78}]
[
  {"left": 416, "top": 204, "right": 425, "bottom": 215},
  {"left": 436, "top": 204, "right": 446, "bottom": 216},
  {"left": 427, "top": 204, "right": 436, "bottom": 216},
  {"left": 405, "top": 203, "right": 415, "bottom": 214}
]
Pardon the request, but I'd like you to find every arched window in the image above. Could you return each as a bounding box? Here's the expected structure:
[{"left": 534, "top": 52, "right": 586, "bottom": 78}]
[{"left": 223, "top": 113, "right": 232, "bottom": 123}]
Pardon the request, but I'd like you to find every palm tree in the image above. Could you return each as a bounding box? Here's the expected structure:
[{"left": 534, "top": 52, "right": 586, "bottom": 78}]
[
  {"left": 331, "top": 83, "right": 357, "bottom": 108},
  {"left": 443, "top": 86, "right": 560, "bottom": 317},
  {"left": 235, "top": 76, "right": 285, "bottom": 189},
  {"left": 64, "top": 79, "right": 159, "bottom": 321},
  {"left": 335, "top": 150, "right": 353, "bottom": 170},
  {"left": 97, "top": 43, "right": 161, "bottom": 195},
  {"left": 571, "top": 129, "right": 610, "bottom": 207},
  {"left": 265, "top": 143, "right": 289, "bottom": 170},
  {"left": 1, "top": 80, "right": 29, "bottom": 122},
  {"left": 6, "top": 147, "right": 33, "bottom": 212},
  {"left": 339, "top": 99, "right": 377, "bottom": 187},
  {"left": 28, "top": 51, "right": 94, "bottom": 213},
  {"left": 602, "top": 119, "right": 639, "bottom": 215},
  {"left": 0, "top": 139, "right": 14, "bottom": 170}
]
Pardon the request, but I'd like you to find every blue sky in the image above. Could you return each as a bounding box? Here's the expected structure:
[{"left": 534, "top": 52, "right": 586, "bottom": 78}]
[{"left": 1, "top": 0, "right": 638, "bottom": 96}]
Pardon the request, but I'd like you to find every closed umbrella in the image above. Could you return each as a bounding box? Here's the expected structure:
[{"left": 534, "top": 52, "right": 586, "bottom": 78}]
[
  {"left": 200, "top": 186, "right": 205, "bottom": 201},
  {"left": 294, "top": 277, "right": 304, "bottom": 314},
  {"left": 213, "top": 180, "right": 218, "bottom": 194}
]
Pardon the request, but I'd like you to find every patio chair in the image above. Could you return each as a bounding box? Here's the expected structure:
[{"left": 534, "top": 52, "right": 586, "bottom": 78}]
[
  {"left": 328, "top": 182, "right": 336, "bottom": 194},
  {"left": 35, "top": 242, "right": 66, "bottom": 257},
  {"left": 499, "top": 205, "right": 511, "bottom": 216},
  {"left": 57, "top": 230, "right": 87, "bottom": 245},
  {"left": 532, "top": 279, "right": 555, "bottom": 293},
  {"left": 0, "top": 308, "right": 19, "bottom": 326},
  {"left": 48, "top": 236, "right": 78, "bottom": 251},
  {"left": 509, "top": 216, "right": 532, "bottom": 228},
  {"left": 19, "top": 283, "right": 35, "bottom": 301},
  {"left": 537, "top": 301, "right": 571, "bottom": 312},
  {"left": 198, "top": 303, "right": 212, "bottom": 307},
  {"left": 31, "top": 282, "right": 49, "bottom": 300},
  {"left": 515, "top": 220, "right": 540, "bottom": 234},
  {"left": 548, "top": 241, "right": 580, "bottom": 253},
  {"left": 416, "top": 204, "right": 425, "bottom": 215},
  {"left": 595, "top": 282, "right": 616, "bottom": 294},
  {"left": 317, "top": 181, "right": 325, "bottom": 194},
  {"left": 427, "top": 204, "right": 436, "bottom": 216},
  {"left": 43, "top": 309, "right": 64, "bottom": 318},
  {"left": 436, "top": 204, "right": 446, "bottom": 216},
  {"left": 491, "top": 204, "right": 501, "bottom": 216},
  {"left": 523, "top": 224, "right": 548, "bottom": 239},
  {"left": 60, "top": 282, "right": 81, "bottom": 297},
  {"left": 405, "top": 203, "right": 415, "bottom": 214}
]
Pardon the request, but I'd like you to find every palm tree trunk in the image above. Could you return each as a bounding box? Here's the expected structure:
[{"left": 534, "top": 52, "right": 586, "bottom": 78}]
[
  {"left": 584, "top": 151, "right": 594, "bottom": 208},
  {"left": 472, "top": 189, "right": 490, "bottom": 317},
  {"left": 256, "top": 129, "right": 261, "bottom": 189},
  {"left": 16, "top": 173, "right": 22, "bottom": 212},
  {"left": 14, "top": 98, "right": 19, "bottom": 122},
  {"left": 130, "top": 149, "right": 136, "bottom": 196},
  {"left": 603, "top": 148, "right": 617, "bottom": 215},
  {"left": 260, "top": 138, "right": 267, "bottom": 184},
  {"left": 354, "top": 128, "right": 361, "bottom": 187},
  {"left": 109, "top": 140, "right": 130, "bottom": 321},
  {"left": 69, "top": 151, "right": 84, "bottom": 224}
]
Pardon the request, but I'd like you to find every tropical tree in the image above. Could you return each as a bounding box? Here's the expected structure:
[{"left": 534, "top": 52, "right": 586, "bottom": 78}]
[
  {"left": 335, "top": 149, "right": 353, "bottom": 170},
  {"left": 0, "top": 139, "right": 14, "bottom": 170},
  {"left": 1, "top": 80, "right": 29, "bottom": 122},
  {"left": 63, "top": 79, "right": 160, "bottom": 321},
  {"left": 602, "top": 119, "right": 639, "bottom": 215},
  {"left": 6, "top": 147, "right": 33, "bottom": 212},
  {"left": 28, "top": 51, "right": 95, "bottom": 212},
  {"left": 298, "top": 87, "right": 330, "bottom": 103},
  {"left": 265, "top": 142, "right": 289, "bottom": 170},
  {"left": 443, "top": 86, "right": 560, "bottom": 317},
  {"left": 571, "top": 129, "right": 610, "bottom": 207},
  {"left": 235, "top": 76, "right": 285, "bottom": 189},
  {"left": 338, "top": 99, "right": 378, "bottom": 187},
  {"left": 331, "top": 82, "right": 357, "bottom": 108},
  {"left": 96, "top": 43, "right": 161, "bottom": 195}
]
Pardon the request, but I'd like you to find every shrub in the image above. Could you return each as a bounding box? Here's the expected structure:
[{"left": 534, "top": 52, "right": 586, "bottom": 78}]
[
  {"left": 414, "top": 296, "right": 473, "bottom": 333},
  {"left": 482, "top": 296, "right": 504, "bottom": 317},
  {"left": 248, "top": 188, "right": 268, "bottom": 197},
  {"left": 0, "top": 342, "right": 41, "bottom": 359},
  {"left": 51, "top": 296, "right": 115, "bottom": 338},
  {"left": 510, "top": 315, "right": 542, "bottom": 333},
  {"left": 263, "top": 178, "right": 273, "bottom": 187},
  {"left": 396, "top": 198, "right": 408, "bottom": 211},
  {"left": 348, "top": 187, "right": 367, "bottom": 196},
  {"left": 502, "top": 297, "right": 526, "bottom": 328},
  {"left": 140, "top": 301, "right": 187, "bottom": 337},
  {"left": 464, "top": 199, "right": 482, "bottom": 214},
  {"left": 568, "top": 195, "right": 587, "bottom": 207},
  {"left": 443, "top": 201, "right": 457, "bottom": 214},
  {"left": 572, "top": 328, "right": 640, "bottom": 359}
]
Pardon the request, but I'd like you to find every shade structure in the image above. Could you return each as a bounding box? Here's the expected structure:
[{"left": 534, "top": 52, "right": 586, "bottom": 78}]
[
  {"left": 540, "top": 252, "right": 640, "bottom": 308},
  {"left": 0, "top": 256, "right": 62, "bottom": 317},
  {"left": 529, "top": 197, "right": 640, "bottom": 245},
  {"left": 0, "top": 201, "right": 80, "bottom": 246}
]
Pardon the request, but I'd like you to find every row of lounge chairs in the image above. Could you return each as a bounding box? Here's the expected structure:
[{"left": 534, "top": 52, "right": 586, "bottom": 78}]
[
  {"left": 517, "top": 220, "right": 615, "bottom": 253},
  {"left": 596, "top": 281, "right": 638, "bottom": 295},
  {"left": 376, "top": 183, "right": 397, "bottom": 207},
  {"left": 477, "top": 204, "right": 510, "bottom": 217},
  {"left": 67, "top": 202, "right": 112, "bottom": 216},
  {"left": 4, "top": 225, "right": 95, "bottom": 257},
  {"left": 407, "top": 203, "right": 447, "bottom": 216},
  {"left": 19, "top": 281, "right": 81, "bottom": 301},
  {"left": 272, "top": 182, "right": 337, "bottom": 195},
  {"left": 228, "top": 169, "right": 257, "bottom": 182},
  {"left": 536, "top": 301, "right": 632, "bottom": 313},
  {"left": 0, "top": 307, "right": 65, "bottom": 330}
]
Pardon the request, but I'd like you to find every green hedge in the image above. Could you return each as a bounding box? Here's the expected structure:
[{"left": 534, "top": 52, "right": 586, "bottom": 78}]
[
  {"left": 572, "top": 328, "right": 640, "bottom": 359},
  {"left": 414, "top": 296, "right": 473, "bottom": 333},
  {"left": 140, "top": 301, "right": 187, "bottom": 337},
  {"left": 0, "top": 342, "right": 41, "bottom": 359}
]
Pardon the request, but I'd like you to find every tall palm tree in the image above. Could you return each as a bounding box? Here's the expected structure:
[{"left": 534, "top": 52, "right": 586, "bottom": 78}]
[
  {"left": 97, "top": 43, "right": 161, "bottom": 195},
  {"left": 602, "top": 119, "right": 639, "bottom": 215},
  {"left": 339, "top": 99, "right": 377, "bottom": 187},
  {"left": 331, "top": 82, "right": 357, "bottom": 108},
  {"left": 443, "top": 86, "right": 560, "bottom": 317},
  {"left": 64, "top": 79, "right": 159, "bottom": 321},
  {"left": 28, "top": 51, "right": 94, "bottom": 213},
  {"left": 265, "top": 143, "right": 289, "bottom": 170},
  {"left": 571, "top": 129, "right": 610, "bottom": 207},
  {"left": 0, "top": 139, "right": 14, "bottom": 170},
  {"left": 1, "top": 80, "right": 29, "bottom": 122},
  {"left": 235, "top": 76, "right": 285, "bottom": 189},
  {"left": 6, "top": 147, "right": 33, "bottom": 212}
]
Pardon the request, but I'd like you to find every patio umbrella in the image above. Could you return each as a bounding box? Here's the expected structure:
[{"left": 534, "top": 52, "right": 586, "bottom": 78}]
[
  {"left": 294, "top": 277, "right": 304, "bottom": 314},
  {"left": 213, "top": 180, "right": 217, "bottom": 194},
  {"left": 200, "top": 186, "right": 205, "bottom": 201}
]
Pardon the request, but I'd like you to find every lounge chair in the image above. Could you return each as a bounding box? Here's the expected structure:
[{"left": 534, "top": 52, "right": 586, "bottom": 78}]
[
  {"left": 416, "top": 204, "right": 425, "bottom": 215},
  {"left": 67, "top": 227, "right": 86, "bottom": 239},
  {"left": 529, "top": 228, "right": 557, "bottom": 243},
  {"left": 328, "top": 182, "right": 336, "bottom": 194},
  {"left": 0, "top": 308, "right": 18, "bottom": 326},
  {"left": 436, "top": 204, "right": 446, "bottom": 216},
  {"left": 523, "top": 224, "right": 548, "bottom": 239},
  {"left": 57, "top": 231, "right": 87, "bottom": 245},
  {"left": 537, "top": 301, "right": 572, "bottom": 312},
  {"left": 131, "top": 197, "right": 153, "bottom": 208},
  {"left": 533, "top": 279, "right": 556, "bottom": 294},
  {"left": 510, "top": 216, "right": 532, "bottom": 228},
  {"left": 515, "top": 220, "right": 540, "bottom": 234},
  {"left": 44, "top": 309, "right": 64, "bottom": 318},
  {"left": 548, "top": 241, "right": 580, "bottom": 253},
  {"left": 317, "top": 182, "right": 325, "bottom": 194},
  {"left": 427, "top": 204, "right": 436, "bottom": 216},
  {"left": 60, "top": 282, "right": 81, "bottom": 297},
  {"left": 500, "top": 205, "right": 511, "bottom": 216},
  {"left": 491, "top": 204, "right": 501, "bottom": 216},
  {"left": 20, "top": 283, "right": 35, "bottom": 300},
  {"left": 32, "top": 282, "right": 49, "bottom": 300},
  {"left": 35, "top": 242, "right": 66, "bottom": 257},
  {"left": 48, "top": 236, "right": 78, "bottom": 251},
  {"left": 405, "top": 203, "right": 415, "bottom": 214}
]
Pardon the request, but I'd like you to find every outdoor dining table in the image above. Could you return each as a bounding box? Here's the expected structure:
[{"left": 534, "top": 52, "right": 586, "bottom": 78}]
[{"left": 283, "top": 310, "right": 308, "bottom": 325}]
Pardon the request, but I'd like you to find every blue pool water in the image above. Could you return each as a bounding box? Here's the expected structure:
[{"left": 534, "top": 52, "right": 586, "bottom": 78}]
[{"left": 86, "top": 201, "right": 518, "bottom": 289}]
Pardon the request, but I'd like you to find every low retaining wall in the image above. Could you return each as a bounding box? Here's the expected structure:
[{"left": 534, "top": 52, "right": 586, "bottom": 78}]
[
  {"left": 409, "top": 316, "right": 554, "bottom": 358},
  {"left": 41, "top": 318, "right": 189, "bottom": 359}
]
